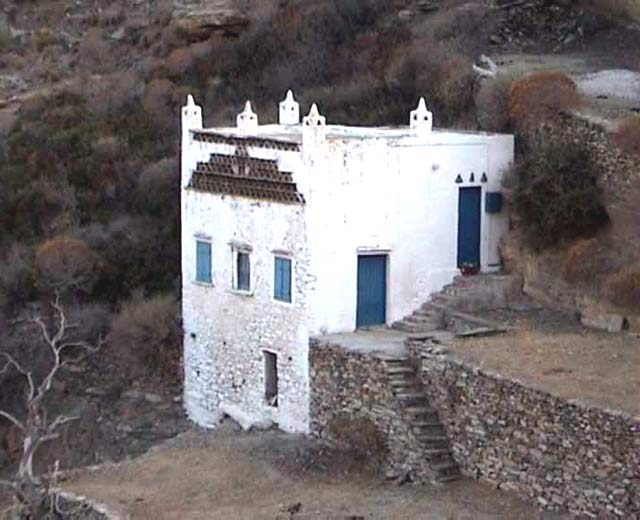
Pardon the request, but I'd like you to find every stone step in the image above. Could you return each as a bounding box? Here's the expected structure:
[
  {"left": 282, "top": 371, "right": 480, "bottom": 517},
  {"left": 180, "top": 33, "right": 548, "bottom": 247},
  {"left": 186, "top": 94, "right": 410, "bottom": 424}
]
[
  {"left": 413, "top": 423, "right": 446, "bottom": 435},
  {"left": 391, "top": 321, "right": 422, "bottom": 333},
  {"left": 389, "top": 380, "right": 420, "bottom": 391},
  {"left": 405, "top": 405, "right": 436, "bottom": 416},
  {"left": 395, "top": 392, "right": 428, "bottom": 404},
  {"left": 384, "top": 365, "right": 413, "bottom": 375},
  {"left": 433, "top": 461, "right": 461, "bottom": 479},
  {"left": 433, "top": 471, "right": 461, "bottom": 483}
]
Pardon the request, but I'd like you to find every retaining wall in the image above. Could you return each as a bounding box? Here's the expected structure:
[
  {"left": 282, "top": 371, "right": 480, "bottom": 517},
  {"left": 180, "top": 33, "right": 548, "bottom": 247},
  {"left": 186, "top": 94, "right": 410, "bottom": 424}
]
[{"left": 411, "top": 339, "right": 640, "bottom": 518}]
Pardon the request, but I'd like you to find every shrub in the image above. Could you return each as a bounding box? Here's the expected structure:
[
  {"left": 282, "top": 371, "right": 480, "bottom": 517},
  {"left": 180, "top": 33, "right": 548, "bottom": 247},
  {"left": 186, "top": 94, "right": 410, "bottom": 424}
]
[
  {"left": 34, "top": 236, "right": 100, "bottom": 295},
  {"left": 508, "top": 71, "right": 581, "bottom": 128},
  {"left": 475, "top": 77, "right": 511, "bottom": 133},
  {"left": 579, "top": 0, "right": 640, "bottom": 23},
  {"left": 503, "top": 136, "right": 609, "bottom": 250},
  {"left": 0, "top": 243, "right": 36, "bottom": 312},
  {"left": 326, "top": 415, "right": 386, "bottom": 467},
  {"left": 605, "top": 262, "right": 640, "bottom": 308},
  {"left": 384, "top": 40, "right": 475, "bottom": 127},
  {"left": 562, "top": 237, "right": 612, "bottom": 284},
  {"left": 135, "top": 158, "right": 178, "bottom": 217},
  {"left": 109, "top": 292, "right": 181, "bottom": 381},
  {"left": 611, "top": 116, "right": 640, "bottom": 157}
]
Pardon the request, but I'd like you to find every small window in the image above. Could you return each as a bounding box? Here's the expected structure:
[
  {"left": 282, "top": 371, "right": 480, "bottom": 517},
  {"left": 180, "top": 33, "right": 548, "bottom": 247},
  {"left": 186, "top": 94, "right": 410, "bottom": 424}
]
[
  {"left": 236, "top": 252, "right": 251, "bottom": 291},
  {"left": 274, "top": 257, "right": 292, "bottom": 303},
  {"left": 196, "top": 240, "right": 212, "bottom": 283},
  {"left": 264, "top": 351, "right": 278, "bottom": 407}
]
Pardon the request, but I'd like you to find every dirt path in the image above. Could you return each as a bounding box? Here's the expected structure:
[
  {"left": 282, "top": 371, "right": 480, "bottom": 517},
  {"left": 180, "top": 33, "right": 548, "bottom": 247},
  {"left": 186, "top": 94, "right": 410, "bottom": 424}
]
[{"left": 60, "top": 425, "right": 565, "bottom": 520}]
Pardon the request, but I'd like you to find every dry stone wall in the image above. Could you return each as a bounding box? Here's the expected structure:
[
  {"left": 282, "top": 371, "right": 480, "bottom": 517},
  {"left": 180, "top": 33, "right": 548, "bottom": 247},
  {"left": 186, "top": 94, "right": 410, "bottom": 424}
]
[
  {"left": 411, "top": 339, "right": 640, "bottom": 519},
  {"left": 309, "top": 340, "right": 436, "bottom": 481}
]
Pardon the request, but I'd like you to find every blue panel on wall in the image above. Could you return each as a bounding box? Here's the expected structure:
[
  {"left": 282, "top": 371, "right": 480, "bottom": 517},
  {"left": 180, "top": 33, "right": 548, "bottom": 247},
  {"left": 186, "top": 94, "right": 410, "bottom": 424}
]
[{"left": 485, "top": 192, "right": 503, "bottom": 214}]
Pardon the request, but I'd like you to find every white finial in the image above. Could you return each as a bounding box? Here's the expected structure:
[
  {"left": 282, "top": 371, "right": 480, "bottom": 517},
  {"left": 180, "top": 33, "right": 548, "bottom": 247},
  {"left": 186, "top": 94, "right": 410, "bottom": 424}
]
[
  {"left": 410, "top": 97, "right": 433, "bottom": 137},
  {"left": 303, "top": 103, "right": 326, "bottom": 127},
  {"left": 237, "top": 100, "right": 258, "bottom": 132},
  {"left": 182, "top": 94, "right": 202, "bottom": 132},
  {"left": 279, "top": 90, "right": 300, "bottom": 125}
]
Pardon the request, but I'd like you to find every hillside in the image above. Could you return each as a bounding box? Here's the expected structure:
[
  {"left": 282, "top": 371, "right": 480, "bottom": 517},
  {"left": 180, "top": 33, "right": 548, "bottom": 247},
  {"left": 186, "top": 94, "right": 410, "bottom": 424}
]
[{"left": 0, "top": 0, "right": 639, "bottom": 503}]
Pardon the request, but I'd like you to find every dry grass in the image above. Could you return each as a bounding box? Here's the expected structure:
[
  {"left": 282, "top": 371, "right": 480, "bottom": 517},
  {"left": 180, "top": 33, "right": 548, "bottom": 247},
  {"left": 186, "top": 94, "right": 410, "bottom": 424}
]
[
  {"left": 508, "top": 71, "right": 581, "bottom": 128},
  {"left": 452, "top": 325, "right": 640, "bottom": 416},
  {"left": 605, "top": 262, "right": 640, "bottom": 309},
  {"left": 562, "top": 237, "right": 612, "bottom": 284},
  {"left": 60, "top": 428, "right": 551, "bottom": 520},
  {"left": 579, "top": 0, "right": 640, "bottom": 22},
  {"left": 611, "top": 116, "right": 640, "bottom": 157}
]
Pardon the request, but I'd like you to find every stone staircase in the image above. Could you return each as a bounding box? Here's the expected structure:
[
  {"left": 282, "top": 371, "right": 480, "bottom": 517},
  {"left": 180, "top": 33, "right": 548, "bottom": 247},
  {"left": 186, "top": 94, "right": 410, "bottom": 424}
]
[
  {"left": 381, "top": 356, "right": 460, "bottom": 483},
  {"left": 392, "top": 273, "right": 521, "bottom": 334}
]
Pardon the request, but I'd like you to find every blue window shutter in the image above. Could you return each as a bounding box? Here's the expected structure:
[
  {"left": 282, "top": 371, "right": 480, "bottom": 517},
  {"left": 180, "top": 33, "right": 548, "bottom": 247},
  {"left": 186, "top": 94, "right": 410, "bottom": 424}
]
[
  {"left": 237, "top": 252, "right": 250, "bottom": 291},
  {"left": 196, "top": 241, "right": 211, "bottom": 283},
  {"left": 274, "top": 257, "right": 292, "bottom": 302}
]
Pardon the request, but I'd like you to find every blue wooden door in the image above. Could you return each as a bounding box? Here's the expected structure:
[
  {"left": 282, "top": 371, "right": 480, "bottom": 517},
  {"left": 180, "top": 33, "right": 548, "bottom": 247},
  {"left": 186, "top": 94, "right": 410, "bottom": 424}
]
[
  {"left": 457, "top": 187, "right": 481, "bottom": 269},
  {"left": 357, "top": 255, "right": 387, "bottom": 328}
]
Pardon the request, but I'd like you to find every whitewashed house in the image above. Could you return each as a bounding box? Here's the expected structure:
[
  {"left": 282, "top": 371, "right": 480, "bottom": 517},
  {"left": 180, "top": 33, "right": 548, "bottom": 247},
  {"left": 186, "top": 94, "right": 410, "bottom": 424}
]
[{"left": 181, "top": 92, "right": 514, "bottom": 433}]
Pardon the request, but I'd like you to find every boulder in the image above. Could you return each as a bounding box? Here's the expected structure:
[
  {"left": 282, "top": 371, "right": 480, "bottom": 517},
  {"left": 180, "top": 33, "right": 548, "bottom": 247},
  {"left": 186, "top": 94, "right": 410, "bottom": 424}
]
[
  {"left": 579, "top": 301, "right": 625, "bottom": 333},
  {"left": 172, "top": 1, "right": 249, "bottom": 42}
]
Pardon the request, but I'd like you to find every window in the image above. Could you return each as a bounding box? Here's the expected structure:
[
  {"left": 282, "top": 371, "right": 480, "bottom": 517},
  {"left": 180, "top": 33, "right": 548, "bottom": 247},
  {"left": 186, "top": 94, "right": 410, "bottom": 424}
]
[
  {"left": 264, "top": 351, "right": 278, "bottom": 407},
  {"left": 274, "top": 257, "right": 292, "bottom": 302},
  {"left": 236, "top": 252, "right": 251, "bottom": 291},
  {"left": 196, "top": 240, "right": 212, "bottom": 283}
]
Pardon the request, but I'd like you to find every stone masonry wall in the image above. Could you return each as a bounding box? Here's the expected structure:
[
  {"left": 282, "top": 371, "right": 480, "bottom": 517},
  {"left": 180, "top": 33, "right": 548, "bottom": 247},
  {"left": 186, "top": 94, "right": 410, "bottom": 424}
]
[
  {"left": 411, "top": 339, "right": 640, "bottom": 518},
  {"left": 309, "top": 340, "right": 436, "bottom": 481}
]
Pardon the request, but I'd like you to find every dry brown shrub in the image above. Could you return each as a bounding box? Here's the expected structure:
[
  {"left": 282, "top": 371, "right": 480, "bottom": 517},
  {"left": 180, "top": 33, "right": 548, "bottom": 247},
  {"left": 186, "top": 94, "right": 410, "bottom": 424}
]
[
  {"left": 475, "top": 77, "right": 511, "bottom": 132},
  {"left": 579, "top": 0, "right": 640, "bottom": 22},
  {"left": 110, "top": 292, "right": 181, "bottom": 381},
  {"left": 77, "top": 28, "right": 112, "bottom": 72},
  {"left": 326, "top": 415, "right": 386, "bottom": 467},
  {"left": 562, "top": 237, "right": 612, "bottom": 284},
  {"left": 142, "top": 78, "right": 175, "bottom": 115},
  {"left": 508, "top": 71, "right": 581, "bottom": 128},
  {"left": 611, "top": 116, "right": 640, "bottom": 157},
  {"left": 34, "top": 236, "right": 100, "bottom": 294},
  {"left": 605, "top": 262, "right": 640, "bottom": 309},
  {"left": 165, "top": 47, "right": 195, "bottom": 79}
]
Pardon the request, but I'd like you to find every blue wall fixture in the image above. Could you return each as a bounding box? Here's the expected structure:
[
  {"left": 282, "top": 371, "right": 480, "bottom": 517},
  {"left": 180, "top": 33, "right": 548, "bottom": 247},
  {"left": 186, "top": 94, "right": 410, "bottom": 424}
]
[{"left": 485, "top": 192, "right": 503, "bottom": 214}]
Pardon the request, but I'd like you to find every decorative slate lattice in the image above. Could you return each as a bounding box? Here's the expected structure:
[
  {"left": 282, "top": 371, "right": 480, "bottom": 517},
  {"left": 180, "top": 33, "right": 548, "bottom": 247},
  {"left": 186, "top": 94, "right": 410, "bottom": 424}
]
[
  {"left": 189, "top": 144, "right": 305, "bottom": 204},
  {"left": 192, "top": 131, "right": 300, "bottom": 152}
]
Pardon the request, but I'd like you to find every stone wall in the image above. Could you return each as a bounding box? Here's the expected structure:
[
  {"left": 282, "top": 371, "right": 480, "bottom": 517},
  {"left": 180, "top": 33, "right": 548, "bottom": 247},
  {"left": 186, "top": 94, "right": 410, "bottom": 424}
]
[
  {"left": 309, "top": 340, "right": 435, "bottom": 481},
  {"left": 411, "top": 339, "right": 640, "bottom": 518}
]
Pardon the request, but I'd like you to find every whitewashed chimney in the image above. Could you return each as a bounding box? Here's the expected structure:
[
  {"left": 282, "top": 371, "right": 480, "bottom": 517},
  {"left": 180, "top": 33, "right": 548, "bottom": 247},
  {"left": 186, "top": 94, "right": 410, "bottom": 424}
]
[
  {"left": 181, "top": 95, "right": 203, "bottom": 188},
  {"left": 237, "top": 101, "right": 259, "bottom": 132},
  {"left": 302, "top": 103, "right": 327, "bottom": 145},
  {"left": 279, "top": 90, "right": 300, "bottom": 125},
  {"left": 410, "top": 97, "right": 433, "bottom": 137}
]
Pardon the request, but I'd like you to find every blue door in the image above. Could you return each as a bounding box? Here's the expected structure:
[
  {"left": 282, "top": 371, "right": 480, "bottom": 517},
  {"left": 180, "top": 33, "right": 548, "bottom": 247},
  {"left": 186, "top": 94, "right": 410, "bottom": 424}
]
[
  {"left": 457, "top": 187, "right": 481, "bottom": 269},
  {"left": 357, "top": 255, "right": 387, "bottom": 328}
]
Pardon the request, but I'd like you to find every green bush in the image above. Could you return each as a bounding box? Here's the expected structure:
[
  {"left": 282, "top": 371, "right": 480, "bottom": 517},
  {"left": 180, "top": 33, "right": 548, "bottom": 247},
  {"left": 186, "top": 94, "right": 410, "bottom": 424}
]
[{"left": 504, "top": 136, "right": 609, "bottom": 250}]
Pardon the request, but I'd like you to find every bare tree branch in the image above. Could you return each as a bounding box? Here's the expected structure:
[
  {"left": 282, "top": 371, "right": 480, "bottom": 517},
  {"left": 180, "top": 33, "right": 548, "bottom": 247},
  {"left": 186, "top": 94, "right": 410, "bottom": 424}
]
[
  {"left": 47, "top": 415, "right": 79, "bottom": 433},
  {"left": 0, "top": 479, "right": 16, "bottom": 490},
  {"left": 0, "top": 410, "right": 25, "bottom": 432},
  {"left": 0, "top": 352, "right": 35, "bottom": 400}
]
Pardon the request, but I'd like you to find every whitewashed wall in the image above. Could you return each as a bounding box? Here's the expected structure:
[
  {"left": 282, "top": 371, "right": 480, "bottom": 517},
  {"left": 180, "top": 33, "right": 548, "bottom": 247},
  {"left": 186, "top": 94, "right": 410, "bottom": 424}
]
[
  {"left": 182, "top": 188, "right": 311, "bottom": 433},
  {"left": 304, "top": 133, "right": 514, "bottom": 335}
]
